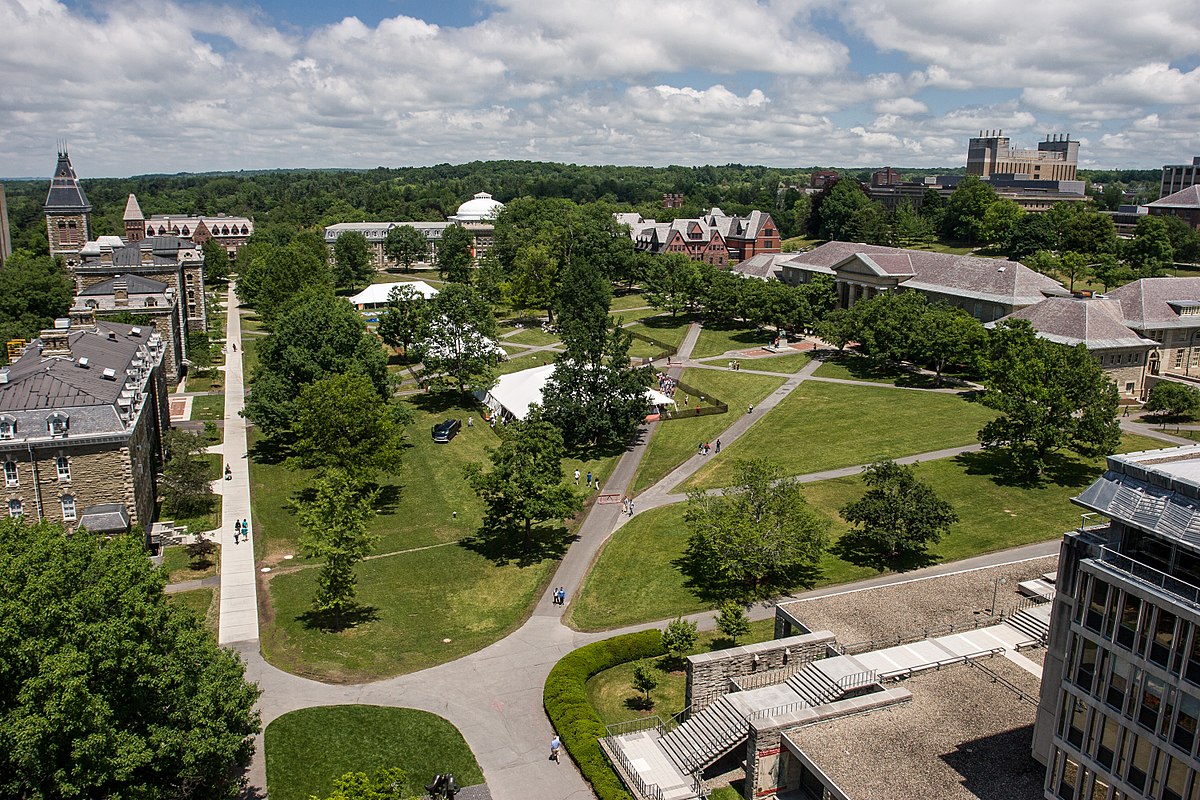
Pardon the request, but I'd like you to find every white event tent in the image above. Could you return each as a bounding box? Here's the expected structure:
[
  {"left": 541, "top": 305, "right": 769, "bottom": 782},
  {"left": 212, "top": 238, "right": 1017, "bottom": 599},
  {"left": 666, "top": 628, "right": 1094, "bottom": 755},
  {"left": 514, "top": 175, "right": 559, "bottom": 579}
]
[
  {"left": 478, "top": 364, "right": 676, "bottom": 422},
  {"left": 349, "top": 280, "right": 439, "bottom": 310}
]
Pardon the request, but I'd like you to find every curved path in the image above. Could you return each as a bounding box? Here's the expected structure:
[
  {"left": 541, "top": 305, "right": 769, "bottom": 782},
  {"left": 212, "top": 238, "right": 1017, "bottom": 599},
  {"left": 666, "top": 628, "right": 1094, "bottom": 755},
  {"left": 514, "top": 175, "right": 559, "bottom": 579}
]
[{"left": 217, "top": 301, "right": 1189, "bottom": 800}]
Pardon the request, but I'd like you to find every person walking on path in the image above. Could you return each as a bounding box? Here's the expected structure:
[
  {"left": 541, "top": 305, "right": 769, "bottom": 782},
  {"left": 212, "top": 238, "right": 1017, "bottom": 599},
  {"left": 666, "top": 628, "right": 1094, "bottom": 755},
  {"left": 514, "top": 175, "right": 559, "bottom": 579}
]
[
  {"left": 594, "top": 478, "right": 600, "bottom": 492},
  {"left": 715, "top": 439, "right": 722, "bottom": 454},
  {"left": 574, "top": 469, "right": 580, "bottom": 485},
  {"left": 748, "top": 403, "right": 754, "bottom": 414},
  {"left": 550, "top": 735, "right": 561, "bottom": 763}
]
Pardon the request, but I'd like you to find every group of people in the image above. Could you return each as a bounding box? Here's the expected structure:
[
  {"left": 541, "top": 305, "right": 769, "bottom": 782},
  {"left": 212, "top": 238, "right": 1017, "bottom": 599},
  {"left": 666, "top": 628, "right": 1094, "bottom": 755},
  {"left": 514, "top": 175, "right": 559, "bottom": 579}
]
[
  {"left": 233, "top": 518, "right": 250, "bottom": 544},
  {"left": 697, "top": 439, "right": 721, "bottom": 456},
  {"left": 551, "top": 586, "right": 567, "bottom": 606},
  {"left": 654, "top": 371, "right": 679, "bottom": 397},
  {"left": 572, "top": 469, "right": 601, "bottom": 492},
  {"left": 620, "top": 496, "right": 635, "bottom": 516},
  {"left": 726, "top": 360, "right": 743, "bottom": 370}
]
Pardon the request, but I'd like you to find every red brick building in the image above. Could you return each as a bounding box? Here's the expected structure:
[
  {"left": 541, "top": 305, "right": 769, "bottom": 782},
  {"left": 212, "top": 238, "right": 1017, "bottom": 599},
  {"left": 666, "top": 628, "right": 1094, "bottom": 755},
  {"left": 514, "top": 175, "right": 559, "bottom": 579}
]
[{"left": 615, "top": 208, "right": 780, "bottom": 265}]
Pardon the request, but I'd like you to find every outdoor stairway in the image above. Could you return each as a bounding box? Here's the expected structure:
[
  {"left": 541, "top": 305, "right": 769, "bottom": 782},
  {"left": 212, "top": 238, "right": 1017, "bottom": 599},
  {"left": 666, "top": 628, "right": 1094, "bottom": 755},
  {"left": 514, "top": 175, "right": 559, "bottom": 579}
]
[
  {"left": 785, "top": 662, "right": 845, "bottom": 707},
  {"left": 1006, "top": 606, "right": 1050, "bottom": 644},
  {"left": 657, "top": 696, "right": 749, "bottom": 775}
]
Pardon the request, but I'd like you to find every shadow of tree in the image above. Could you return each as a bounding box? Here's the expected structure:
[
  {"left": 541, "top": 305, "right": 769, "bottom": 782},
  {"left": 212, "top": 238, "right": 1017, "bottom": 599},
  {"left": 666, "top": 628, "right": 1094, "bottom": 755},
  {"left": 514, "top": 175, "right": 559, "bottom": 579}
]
[
  {"left": 297, "top": 603, "right": 380, "bottom": 632},
  {"left": 623, "top": 696, "right": 655, "bottom": 712},
  {"left": 674, "top": 547, "right": 823, "bottom": 605},
  {"left": 247, "top": 432, "right": 293, "bottom": 466},
  {"left": 459, "top": 521, "right": 577, "bottom": 567},
  {"left": 405, "top": 390, "right": 480, "bottom": 416},
  {"left": 830, "top": 532, "right": 942, "bottom": 573},
  {"left": 955, "top": 448, "right": 1103, "bottom": 491}
]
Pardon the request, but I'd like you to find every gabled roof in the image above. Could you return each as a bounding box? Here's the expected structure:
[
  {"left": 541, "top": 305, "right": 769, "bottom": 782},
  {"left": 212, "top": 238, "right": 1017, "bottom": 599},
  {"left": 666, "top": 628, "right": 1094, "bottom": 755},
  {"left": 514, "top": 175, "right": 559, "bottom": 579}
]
[
  {"left": 78, "top": 274, "right": 171, "bottom": 296},
  {"left": 994, "top": 297, "right": 1156, "bottom": 349},
  {"left": 44, "top": 151, "right": 91, "bottom": 212},
  {"left": 730, "top": 253, "right": 791, "bottom": 280},
  {"left": 1108, "top": 277, "right": 1200, "bottom": 329},
  {"left": 1148, "top": 185, "right": 1200, "bottom": 209}
]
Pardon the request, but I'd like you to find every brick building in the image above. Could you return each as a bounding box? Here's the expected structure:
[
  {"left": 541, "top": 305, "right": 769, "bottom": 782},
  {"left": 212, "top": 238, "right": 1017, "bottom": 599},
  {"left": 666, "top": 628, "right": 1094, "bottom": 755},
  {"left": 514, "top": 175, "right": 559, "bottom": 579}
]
[
  {"left": 43, "top": 150, "right": 92, "bottom": 268},
  {"left": 1146, "top": 186, "right": 1200, "bottom": 232},
  {"left": 0, "top": 313, "right": 169, "bottom": 534},
  {"left": 617, "top": 208, "right": 780, "bottom": 265},
  {"left": 1161, "top": 157, "right": 1200, "bottom": 199},
  {"left": 123, "top": 193, "right": 253, "bottom": 258},
  {"left": 871, "top": 167, "right": 901, "bottom": 187}
]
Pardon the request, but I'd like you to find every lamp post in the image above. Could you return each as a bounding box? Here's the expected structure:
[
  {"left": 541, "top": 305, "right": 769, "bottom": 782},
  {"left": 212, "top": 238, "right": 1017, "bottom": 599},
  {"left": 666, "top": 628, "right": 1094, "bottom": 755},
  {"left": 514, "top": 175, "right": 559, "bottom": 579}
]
[{"left": 991, "top": 576, "right": 1007, "bottom": 616}]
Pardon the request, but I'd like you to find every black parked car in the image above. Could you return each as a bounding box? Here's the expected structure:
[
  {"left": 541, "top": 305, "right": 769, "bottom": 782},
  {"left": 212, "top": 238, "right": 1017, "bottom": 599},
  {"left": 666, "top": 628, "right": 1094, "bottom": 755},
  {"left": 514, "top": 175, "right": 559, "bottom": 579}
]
[{"left": 431, "top": 418, "right": 462, "bottom": 443}]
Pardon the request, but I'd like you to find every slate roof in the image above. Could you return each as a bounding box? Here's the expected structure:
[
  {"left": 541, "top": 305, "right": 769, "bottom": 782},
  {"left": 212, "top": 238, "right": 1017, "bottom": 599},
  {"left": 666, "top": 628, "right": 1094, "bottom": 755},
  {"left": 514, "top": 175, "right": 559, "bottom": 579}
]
[
  {"left": 731, "top": 253, "right": 790, "bottom": 280},
  {"left": 78, "top": 274, "right": 170, "bottom": 296},
  {"left": 44, "top": 151, "right": 91, "bottom": 212},
  {"left": 994, "top": 297, "right": 1156, "bottom": 349},
  {"left": 123, "top": 193, "right": 144, "bottom": 221},
  {"left": 0, "top": 322, "right": 159, "bottom": 440},
  {"left": 1148, "top": 185, "right": 1200, "bottom": 209},
  {"left": 784, "top": 242, "right": 1068, "bottom": 307},
  {"left": 1107, "top": 277, "right": 1200, "bottom": 329}
]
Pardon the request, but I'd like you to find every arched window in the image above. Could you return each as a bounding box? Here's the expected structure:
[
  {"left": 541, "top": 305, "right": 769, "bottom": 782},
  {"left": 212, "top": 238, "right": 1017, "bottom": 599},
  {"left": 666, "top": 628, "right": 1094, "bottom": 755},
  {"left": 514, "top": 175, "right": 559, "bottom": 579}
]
[
  {"left": 8, "top": 499, "right": 21, "bottom": 518},
  {"left": 3, "top": 461, "right": 17, "bottom": 487},
  {"left": 181, "top": 226, "right": 190, "bottom": 236},
  {"left": 57, "top": 220, "right": 66, "bottom": 229},
  {"left": 60, "top": 494, "right": 76, "bottom": 522},
  {"left": 145, "top": 297, "right": 157, "bottom": 307},
  {"left": 47, "top": 412, "right": 69, "bottom": 437},
  {"left": 0, "top": 417, "right": 15, "bottom": 440},
  {"left": 68, "top": 220, "right": 76, "bottom": 229},
  {"left": 56, "top": 456, "right": 70, "bottom": 481}
]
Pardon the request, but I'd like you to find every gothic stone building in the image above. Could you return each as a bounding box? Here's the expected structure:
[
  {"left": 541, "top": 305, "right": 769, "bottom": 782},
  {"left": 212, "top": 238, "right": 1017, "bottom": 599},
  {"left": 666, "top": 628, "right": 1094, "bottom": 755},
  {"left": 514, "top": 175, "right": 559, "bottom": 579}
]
[
  {"left": 44, "top": 150, "right": 92, "bottom": 268},
  {"left": 0, "top": 314, "right": 169, "bottom": 534}
]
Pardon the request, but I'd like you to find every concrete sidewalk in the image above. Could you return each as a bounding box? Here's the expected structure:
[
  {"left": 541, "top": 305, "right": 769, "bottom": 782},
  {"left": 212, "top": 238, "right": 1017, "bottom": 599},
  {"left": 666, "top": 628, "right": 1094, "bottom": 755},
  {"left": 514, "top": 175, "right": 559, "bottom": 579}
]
[{"left": 217, "top": 285, "right": 259, "bottom": 645}]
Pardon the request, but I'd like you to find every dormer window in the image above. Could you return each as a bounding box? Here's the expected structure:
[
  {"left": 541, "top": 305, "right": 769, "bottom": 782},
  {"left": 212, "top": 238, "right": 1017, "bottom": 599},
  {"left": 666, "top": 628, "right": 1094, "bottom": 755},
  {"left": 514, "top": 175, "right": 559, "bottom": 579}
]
[
  {"left": 47, "top": 413, "right": 69, "bottom": 437},
  {"left": 0, "top": 417, "right": 14, "bottom": 440}
]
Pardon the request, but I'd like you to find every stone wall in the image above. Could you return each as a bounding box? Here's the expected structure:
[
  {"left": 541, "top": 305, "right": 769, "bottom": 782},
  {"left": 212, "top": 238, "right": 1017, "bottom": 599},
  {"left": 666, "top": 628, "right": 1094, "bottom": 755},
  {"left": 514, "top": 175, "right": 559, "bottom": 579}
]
[
  {"left": 685, "top": 632, "right": 836, "bottom": 711},
  {"left": 2, "top": 440, "right": 132, "bottom": 526}
]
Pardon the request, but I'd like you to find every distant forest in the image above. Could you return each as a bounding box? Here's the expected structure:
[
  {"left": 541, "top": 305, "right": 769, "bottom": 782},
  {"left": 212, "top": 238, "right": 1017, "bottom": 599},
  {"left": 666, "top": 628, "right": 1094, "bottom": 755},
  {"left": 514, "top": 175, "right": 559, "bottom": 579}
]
[{"left": 3, "top": 160, "right": 1160, "bottom": 257}]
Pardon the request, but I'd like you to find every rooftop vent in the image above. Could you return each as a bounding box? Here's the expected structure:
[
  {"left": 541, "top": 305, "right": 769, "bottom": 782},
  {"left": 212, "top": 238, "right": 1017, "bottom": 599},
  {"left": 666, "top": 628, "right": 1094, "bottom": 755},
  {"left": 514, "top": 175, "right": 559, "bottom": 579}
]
[
  {"left": 130, "top": 327, "right": 142, "bottom": 336},
  {"left": 101, "top": 368, "right": 117, "bottom": 380},
  {"left": 53, "top": 317, "right": 70, "bottom": 329},
  {"left": 76, "top": 357, "right": 89, "bottom": 368},
  {"left": 107, "top": 331, "right": 117, "bottom": 341},
  {"left": 0, "top": 369, "right": 8, "bottom": 385},
  {"left": 997, "top": 266, "right": 1007, "bottom": 272}
]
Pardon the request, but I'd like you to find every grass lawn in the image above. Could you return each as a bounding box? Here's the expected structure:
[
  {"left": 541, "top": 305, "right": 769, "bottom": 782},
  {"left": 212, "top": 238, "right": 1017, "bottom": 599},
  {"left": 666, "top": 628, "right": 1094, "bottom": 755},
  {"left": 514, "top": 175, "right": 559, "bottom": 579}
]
[
  {"left": 631, "top": 369, "right": 786, "bottom": 494},
  {"left": 743, "top": 352, "right": 812, "bottom": 373},
  {"left": 570, "top": 433, "right": 1165, "bottom": 631},
  {"left": 587, "top": 620, "right": 774, "bottom": 727},
  {"left": 241, "top": 336, "right": 260, "bottom": 380},
  {"left": 609, "top": 306, "right": 664, "bottom": 324},
  {"left": 682, "top": 381, "right": 997, "bottom": 491},
  {"left": 161, "top": 543, "right": 219, "bottom": 583},
  {"left": 506, "top": 328, "right": 561, "bottom": 347},
  {"left": 185, "top": 368, "right": 224, "bottom": 393},
  {"left": 907, "top": 241, "right": 978, "bottom": 255},
  {"left": 166, "top": 587, "right": 217, "bottom": 632},
  {"left": 627, "top": 315, "right": 692, "bottom": 359},
  {"left": 253, "top": 391, "right": 620, "bottom": 680},
  {"left": 610, "top": 291, "right": 648, "bottom": 311},
  {"left": 265, "top": 706, "right": 483, "bottom": 800},
  {"left": 780, "top": 236, "right": 824, "bottom": 252},
  {"left": 812, "top": 353, "right": 973, "bottom": 388},
  {"left": 190, "top": 393, "right": 225, "bottom": 422},
  {"left": 241, "top": 314, "right": 267, "bottom": 334},
  {"left": 691, "top": 324, "right": 772, "bottom": 359},
  {"left": 496, "top": 352, "right": 553, "bottom": 376},
  {"left": 158, "top": 453, "right": 222, "bottom": 535}
]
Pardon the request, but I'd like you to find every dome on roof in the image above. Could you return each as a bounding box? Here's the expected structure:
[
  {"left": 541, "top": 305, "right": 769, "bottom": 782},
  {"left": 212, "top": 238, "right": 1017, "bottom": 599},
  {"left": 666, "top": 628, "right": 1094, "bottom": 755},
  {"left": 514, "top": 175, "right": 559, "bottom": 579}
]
[{"left": 452, "top": 192, "right": 504, "bottom": 222}]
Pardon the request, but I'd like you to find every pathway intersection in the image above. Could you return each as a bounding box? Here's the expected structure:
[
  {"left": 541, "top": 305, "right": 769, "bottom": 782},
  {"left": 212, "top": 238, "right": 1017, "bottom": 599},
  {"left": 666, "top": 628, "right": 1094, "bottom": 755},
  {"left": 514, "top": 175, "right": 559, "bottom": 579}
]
[{"left": 206, "top": 299, "right": 1184, "bottom": 799}]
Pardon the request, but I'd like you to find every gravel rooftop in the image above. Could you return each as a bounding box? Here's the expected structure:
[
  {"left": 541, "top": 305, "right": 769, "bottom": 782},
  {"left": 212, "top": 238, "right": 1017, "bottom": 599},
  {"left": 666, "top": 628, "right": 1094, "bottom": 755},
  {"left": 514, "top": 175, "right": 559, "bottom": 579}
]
[
  {"left": 784, "top": 657, "right": 1045, "bottom": 800},
  {"left": 780, "top": 556, "right": 1059, "bottom": 646}
]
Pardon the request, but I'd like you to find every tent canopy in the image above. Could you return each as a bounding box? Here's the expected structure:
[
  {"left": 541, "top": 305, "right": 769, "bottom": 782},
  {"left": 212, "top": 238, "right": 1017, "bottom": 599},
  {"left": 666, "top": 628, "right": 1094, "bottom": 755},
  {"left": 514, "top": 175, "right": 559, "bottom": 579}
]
[
  {"left": 478, "top": 364, "right": 674, "bottom": 421},
  {"left": 349, "top": 281, "right": 439, "bottom": 308}
]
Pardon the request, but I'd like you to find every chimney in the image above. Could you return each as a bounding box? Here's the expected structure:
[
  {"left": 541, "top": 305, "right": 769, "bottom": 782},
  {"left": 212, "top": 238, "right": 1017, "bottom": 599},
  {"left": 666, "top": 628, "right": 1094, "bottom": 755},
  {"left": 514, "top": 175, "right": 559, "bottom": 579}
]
[
  {"left": 113, "top": 278, "right": 128, "bottom": 307},
  {"left": 69, "top": 305, "right": 96, "bottom": 330},
  {"left": 39, "top": 320, "right": 73, "bottom": 359}
]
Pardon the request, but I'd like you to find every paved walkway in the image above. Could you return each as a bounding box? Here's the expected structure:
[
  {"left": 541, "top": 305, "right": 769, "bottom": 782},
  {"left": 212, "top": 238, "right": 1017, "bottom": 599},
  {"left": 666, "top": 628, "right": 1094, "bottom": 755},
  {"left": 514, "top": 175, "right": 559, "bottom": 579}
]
[{"left": 218, "top": 284, "right": 259, "bottom": 645}]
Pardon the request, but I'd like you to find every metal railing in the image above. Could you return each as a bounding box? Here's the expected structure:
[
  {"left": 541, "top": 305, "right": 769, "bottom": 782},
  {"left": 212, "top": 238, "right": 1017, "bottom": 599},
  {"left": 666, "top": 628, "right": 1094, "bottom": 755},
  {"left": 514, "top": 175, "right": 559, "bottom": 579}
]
[
  {"left": 838, "top": 616, "right": 1001, "bottom": 656},
  {"left": 660, "top": 704, "right": 692, "bottom": 734},
  {"left": 729, "top": 661, "right": 807, "bottom": 691},
  {"left": 605, "top": 716, "right": 664, "bottom": 738},
  {"left": 838, "top": 670, "right": 878, "bottom": 691},
  {"left": 878, "top": 647, "right": 1004, "bottom": 681},
  {"left": 748, "top": 700, "right": 808, "bottom": 721},
  {"left": 964, "top": 657, "right": 1039, "bottom": 706},
  {"left": 1096, "top": 546, "right": 1200, "bottom": 611},
  {"left": 603, "top": 737, "right": 666, "bottom": 800}
]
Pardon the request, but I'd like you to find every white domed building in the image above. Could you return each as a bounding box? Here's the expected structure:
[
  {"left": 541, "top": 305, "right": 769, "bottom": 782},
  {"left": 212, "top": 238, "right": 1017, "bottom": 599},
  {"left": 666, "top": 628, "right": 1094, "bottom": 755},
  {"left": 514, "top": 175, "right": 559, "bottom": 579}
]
[{"left": 449, "top": 192, "right": 504, "bottom": 223}]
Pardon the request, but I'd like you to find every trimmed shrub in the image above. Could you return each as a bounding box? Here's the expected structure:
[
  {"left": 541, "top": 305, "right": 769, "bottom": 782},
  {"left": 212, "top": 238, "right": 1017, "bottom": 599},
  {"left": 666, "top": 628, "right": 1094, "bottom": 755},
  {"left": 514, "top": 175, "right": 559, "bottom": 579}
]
[{"left": 543, "top": 630, "right": 667, "bottom": 800}]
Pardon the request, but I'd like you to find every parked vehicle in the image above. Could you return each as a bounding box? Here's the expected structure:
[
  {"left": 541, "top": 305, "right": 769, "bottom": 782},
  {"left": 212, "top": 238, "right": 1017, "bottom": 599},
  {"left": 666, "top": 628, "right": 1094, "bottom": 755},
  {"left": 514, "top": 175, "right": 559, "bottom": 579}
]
[{"left": 431, "top": 418, "right": 462, "bottom": 443}]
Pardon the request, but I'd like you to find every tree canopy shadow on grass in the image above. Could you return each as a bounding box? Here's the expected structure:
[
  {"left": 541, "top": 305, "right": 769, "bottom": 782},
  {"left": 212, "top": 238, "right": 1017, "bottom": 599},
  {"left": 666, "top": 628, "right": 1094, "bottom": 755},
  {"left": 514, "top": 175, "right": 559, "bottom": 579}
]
[
  {"left": 459, "top": 520, "right": 577, "bottom": 568},
  {"left": 673, "top": 549, "right": 823, "bottom": 605},
  {"left": 830, "top": 532, "right": 942, "bottom": 574},
  {"left": 248, "top": 431, "right": 293, "bottom": 466},
  {"left": 955, "top": 447, "right": 1103, "bottom": 491},
  {"left": 697, "top": 320, "right": 769, "bottom": 348},
  {"left": 290, "top": 480, "right": 402, "bottom": 518},
  {"left": 297, "top": 602, "right": 380, "bottom": 633},
  {"left": 818, "top": 352, "right": 941, "bottom": 388},
  {"left": 404, "top": 389, "right": 481, "bottom": 416}
]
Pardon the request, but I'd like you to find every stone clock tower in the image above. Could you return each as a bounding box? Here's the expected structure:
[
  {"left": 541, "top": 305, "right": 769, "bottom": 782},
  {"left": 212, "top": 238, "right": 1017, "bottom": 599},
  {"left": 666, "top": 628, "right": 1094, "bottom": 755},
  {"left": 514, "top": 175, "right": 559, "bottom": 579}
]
[{"left": 44, "top": 150, "right": 92, "bottom": 268}]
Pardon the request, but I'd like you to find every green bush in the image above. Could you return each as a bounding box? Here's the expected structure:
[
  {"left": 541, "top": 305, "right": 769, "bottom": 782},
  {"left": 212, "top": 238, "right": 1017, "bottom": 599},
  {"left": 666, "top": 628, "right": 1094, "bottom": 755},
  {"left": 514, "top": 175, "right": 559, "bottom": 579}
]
[{"left": 543, "top": 630, "right": 667, "bottom": 800}]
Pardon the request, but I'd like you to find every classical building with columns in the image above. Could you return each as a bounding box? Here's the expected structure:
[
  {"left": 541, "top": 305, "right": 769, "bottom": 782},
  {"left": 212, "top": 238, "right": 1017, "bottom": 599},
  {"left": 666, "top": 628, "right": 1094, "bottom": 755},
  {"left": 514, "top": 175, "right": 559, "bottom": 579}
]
[{"left": 779, "top": 241, "right": 1069, "bottom": 322}]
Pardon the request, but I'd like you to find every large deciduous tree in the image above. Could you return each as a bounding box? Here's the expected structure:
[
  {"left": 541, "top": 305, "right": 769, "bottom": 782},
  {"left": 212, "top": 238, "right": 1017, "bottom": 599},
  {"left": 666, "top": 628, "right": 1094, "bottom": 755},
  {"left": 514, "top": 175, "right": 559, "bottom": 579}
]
[
  {"left": 836, "top": 460, "right": 958, "bottom": 571},
  {"left": 333, "top": 230, "right": 374, "bottom": 288},
  {"left": 237, "top": 238, "right": 334, "bottom": 321},
  {"left": 681, "top": 459, "right": 830, "bottom": 601},
  {"left": 384, "top": 224, "right": 429, "bottom": 270},
  {"left": 296, "top": 469, "right": 380, "bottom": 622},
  {"left": 464, "top": 412, "right": 582, "bottom": 557},
  {"left": 918, "top": 302, "right": 986, "bottom": 384},
  {"left": 0, "top": 520, "right": 260, "bottom": 798},
  {"left": 289, "top": 372, "right": 407, "bottom": 478},
  {"left": 814, "top": 178, "right": 875, "bottom": 241},
  {"left": 436, "top": 224, "right": 474, "bottom": 284},
  {"left": 160, "top": 428, "right": 217, "bottom": 517},
  {"left": 979, "top": 319, "right": 1121, "bottom": 476},
  {"left": 202, "top": 238, "right": 230, "bottom": 282},
  {"left": 376, "top": 284, "right": 432, "bottom": 357},
  {"left": 1125, "top": 216, "right": 1175, "bottom": 278},
  {"left": 419, "top": 283, "right": 502, "bottom": 394},
  {"left": 0, "top": 254, "right": 74, "bottom": 351},
  {"left": 942, "top": 177, "right": 998, "bottom": 244},
  {"left": 642, "top": 252, "right": 702, "bottom": 317}
]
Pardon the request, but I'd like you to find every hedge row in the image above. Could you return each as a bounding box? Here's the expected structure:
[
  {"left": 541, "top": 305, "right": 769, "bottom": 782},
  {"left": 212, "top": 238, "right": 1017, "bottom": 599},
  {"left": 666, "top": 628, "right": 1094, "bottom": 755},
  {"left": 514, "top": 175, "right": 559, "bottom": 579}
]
[{"left": 543, "top": 629, "right": 667, "bottom": 800}]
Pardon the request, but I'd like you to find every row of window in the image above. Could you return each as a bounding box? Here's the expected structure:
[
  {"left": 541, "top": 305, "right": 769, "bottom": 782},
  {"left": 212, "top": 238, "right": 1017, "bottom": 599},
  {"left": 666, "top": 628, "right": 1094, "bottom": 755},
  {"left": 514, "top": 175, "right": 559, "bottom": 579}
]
[
  {"left": 1100, "top": 352, "right": 1144, "bottom": 367},
  {"left": 148, "top": 224, "right": 249, "bottom": 236},
  {"left": 8, "top": 495, "right": 75, "bottom": 522},
  {"left": 4, "top": 457, "right": 71, "bottom": 487},
  {"left": 0, "top": 413, "right": 71, "bottom": 440},
  {"left": 1051, "top": 736, "right": 1197, "bottom": 800}
]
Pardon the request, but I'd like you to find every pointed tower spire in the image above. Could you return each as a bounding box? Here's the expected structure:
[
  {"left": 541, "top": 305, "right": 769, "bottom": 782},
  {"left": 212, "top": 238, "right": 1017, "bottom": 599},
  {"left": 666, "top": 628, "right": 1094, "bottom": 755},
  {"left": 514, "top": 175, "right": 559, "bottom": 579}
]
[
  {"left": 123, "top": 193, "right": 146, "bottom": 242},
  {"left": 44, "top": 149, "right": 93, "bottom": 266},
  {"left": 44, "top": 150, "right": 92, "bottom": 213}
]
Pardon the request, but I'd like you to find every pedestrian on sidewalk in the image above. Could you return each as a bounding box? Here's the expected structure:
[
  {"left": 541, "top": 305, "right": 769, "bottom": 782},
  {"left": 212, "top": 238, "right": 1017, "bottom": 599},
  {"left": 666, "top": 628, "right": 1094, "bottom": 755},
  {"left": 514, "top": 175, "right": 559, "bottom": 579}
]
[
  {"left": 748, "top": 404, "right": 754, "bottom": 414},
  {"left": 550, "top": 735, "right": 561, "bottom": 763},
  {"left": 558, "top": 587, "right": 568, "bottom": 605},
  {"left": 468, "top": 416, "right": 474, "bottom": 427},
  {"left": 231, "top": 342, "right": 236, "bottom": 352},
  {"left": 242, "top": 519, "right": 248, "bottom": 537},
  {"left": 628, "top": 499, "right": 634, "bottom": 516},
  {"left": 574, "top": 469, "right": 580, "bottom": 485},
  {"left": 235, "top": 519, "right": 241, "bottom": 533},
  {"left": 716, "top": 439, "right": 722, "bottom": 454}
]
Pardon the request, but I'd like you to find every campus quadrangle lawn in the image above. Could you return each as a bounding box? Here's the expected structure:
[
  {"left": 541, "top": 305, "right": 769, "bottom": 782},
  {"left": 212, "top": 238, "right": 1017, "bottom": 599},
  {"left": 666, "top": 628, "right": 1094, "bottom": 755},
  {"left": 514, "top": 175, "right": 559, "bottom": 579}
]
[
  {"left": 265, "top": 706, "right": 483, "bottom": 800},
  {"left": 681, "top": 381, "right": 998, "bottom": 491},
  {"left": 252, "top": 391, "right": 619, "bottom": 681},
  {"left": 631, "top": 368, "right": 786, "bottom": 494},
  {"left": 690, "top": 324, "right": 772, "bottom": 360},
  {"left": 569, "top": 434, "right": 1164, "bottom": 631}
]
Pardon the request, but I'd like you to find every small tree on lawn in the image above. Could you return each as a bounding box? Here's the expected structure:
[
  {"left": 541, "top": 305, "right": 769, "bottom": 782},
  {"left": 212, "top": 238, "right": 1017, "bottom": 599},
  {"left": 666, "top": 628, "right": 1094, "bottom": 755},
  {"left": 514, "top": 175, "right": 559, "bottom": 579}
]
[
  {"left": 333, "top": 230, "right": 374, "bottom": 288},
  {"left": 310, "top": 768, "right": 413, "bottom": 800},
  {"left": 631, "top": 663, "right": 659, "bottom": 709},
  {"left": 160, "top": 429, "right": 215, "bottom": 518},
  {"left": 384, "top": 224, "right": 429, "bottom": 270},
  {"left": 837, "top": 460, "right": 958, "bottom": 572},
  {"left": 376, "top": 284, "right": 431, "bottom": 358},
  {"left": 1145, "top": 381, "right": 1200, "bottom": 420},
  {"left": 436, "top": 224, "right": 475, "bottom": 284},
  {"left": 296, "top": 469, "right": 379, "bottom": 623},
  {"left": 661, "top": 617, "right": 698, "bottom": 670},
  {"left": 716, "top": 600, "right": 750, "bottom": 643}
]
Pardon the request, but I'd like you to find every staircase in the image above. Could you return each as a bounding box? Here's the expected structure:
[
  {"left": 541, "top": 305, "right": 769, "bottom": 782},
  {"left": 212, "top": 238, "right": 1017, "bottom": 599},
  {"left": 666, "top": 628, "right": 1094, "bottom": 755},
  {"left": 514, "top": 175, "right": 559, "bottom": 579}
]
[
  {"left": 785, "top": 663, "right": 844, "bottom": 706},
  {"left": 1006, "top": 606, "right": 1050, "bottom": 644},
  {"left": 657, "top": 696, "right": 748, "bottom": 775}
]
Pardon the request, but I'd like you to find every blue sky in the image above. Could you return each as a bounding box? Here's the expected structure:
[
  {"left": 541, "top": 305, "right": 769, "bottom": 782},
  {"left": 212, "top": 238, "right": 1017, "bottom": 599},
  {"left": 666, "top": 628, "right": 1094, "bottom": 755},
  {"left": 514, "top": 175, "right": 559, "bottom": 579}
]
[{"left": 3, "top": 0, "right": 1199, "bottom": 177}]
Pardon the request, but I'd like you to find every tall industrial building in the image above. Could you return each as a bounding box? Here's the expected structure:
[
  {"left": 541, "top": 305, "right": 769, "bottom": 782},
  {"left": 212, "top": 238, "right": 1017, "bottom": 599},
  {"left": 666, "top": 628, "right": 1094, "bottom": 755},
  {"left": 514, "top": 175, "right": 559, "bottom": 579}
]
[
  {"left": 1034, "top": 445, "right": 1200, "bottom": 800},
  {"left": 1162, "top": 159, "right": 1200, "bottom": 200},
  {"left": 967, "top": 132, "right": 1079, "bottom": 182}
]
